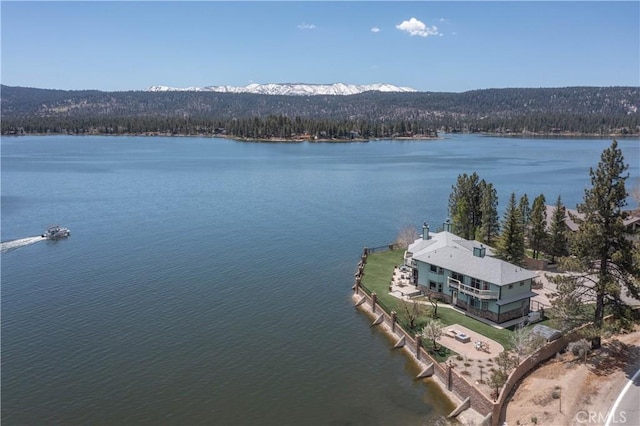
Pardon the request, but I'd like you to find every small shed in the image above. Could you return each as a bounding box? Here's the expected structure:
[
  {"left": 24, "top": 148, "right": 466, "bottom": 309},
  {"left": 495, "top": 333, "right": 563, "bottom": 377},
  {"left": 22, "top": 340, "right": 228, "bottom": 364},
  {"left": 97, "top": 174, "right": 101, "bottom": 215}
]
[{"left": 531, "top": 324, "right": 562, "bottom": 342}]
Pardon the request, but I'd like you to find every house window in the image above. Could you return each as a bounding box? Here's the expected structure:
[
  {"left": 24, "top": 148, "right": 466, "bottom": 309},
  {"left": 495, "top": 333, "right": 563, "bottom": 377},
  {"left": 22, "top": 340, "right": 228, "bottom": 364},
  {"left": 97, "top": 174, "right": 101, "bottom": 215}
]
[
  {"left": 481, "top": 301, "right": 488, "bottom": 311},
  {"left": 520, "top": 281, "right": 525, "bottom": 287},
  {"left": 437, "top": 283, "right": 443, "bottom": 293},
  {"left": 471, "top": 277, "right": 482, "bottom": 289},
  {"left": 429, "top": 281, "right": 437, "bottom": 290},
  {"left": 451, "top": 272, "right": 464, "bottom": 282},
  {"left": 508, "top": 284, "right": 514, "bottom": 289},
  {"left": 430, "top": 264, "right": 437, "bottom": 273}
]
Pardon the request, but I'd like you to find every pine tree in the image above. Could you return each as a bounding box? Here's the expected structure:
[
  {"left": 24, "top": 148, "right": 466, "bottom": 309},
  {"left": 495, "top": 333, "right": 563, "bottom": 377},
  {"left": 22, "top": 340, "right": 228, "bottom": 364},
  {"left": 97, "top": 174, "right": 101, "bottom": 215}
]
[
  {"left": 550, "top": 140, "right": 640, "bottom": 348},
  {"left": 477, "top": 182, "right": 500, "bottom": 245},
  {"left": 448, "top": 172, "right": 483, "bottom": 239},
  {"left": 519, "top": 194, "right": 531, "bottom": 227},
  {"left": 496, "top": 192, "right": 525, "bottom": 265},
  {"left": 528, "top": 194, "right": 547, "bottom": 259},
  {"left": 452, "top": 198, "right": 472, "bottom": 240},
  {"left": 548, "top": 195, "right": 569, "bottom": 263}
]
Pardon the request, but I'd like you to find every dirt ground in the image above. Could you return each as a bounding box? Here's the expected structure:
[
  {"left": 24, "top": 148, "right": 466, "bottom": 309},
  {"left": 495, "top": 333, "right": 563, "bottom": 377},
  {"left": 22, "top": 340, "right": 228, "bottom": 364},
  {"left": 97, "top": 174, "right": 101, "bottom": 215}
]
[{"left": 504, "top": 326, "right": 640, "bottom": 426}]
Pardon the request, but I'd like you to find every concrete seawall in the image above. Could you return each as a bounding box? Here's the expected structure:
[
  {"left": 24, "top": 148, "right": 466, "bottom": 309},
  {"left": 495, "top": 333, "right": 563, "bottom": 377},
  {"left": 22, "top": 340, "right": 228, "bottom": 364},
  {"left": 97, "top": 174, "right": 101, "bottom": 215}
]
[{"left": 352, "top": 287, "right": 493, "bottom": 424}]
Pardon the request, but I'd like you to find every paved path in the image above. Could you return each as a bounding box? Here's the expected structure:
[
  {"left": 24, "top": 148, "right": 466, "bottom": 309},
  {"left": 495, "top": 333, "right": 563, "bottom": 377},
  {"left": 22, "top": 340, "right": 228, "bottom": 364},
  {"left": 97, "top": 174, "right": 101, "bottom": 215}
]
[{"left": 604, "top": 367, "right": 640, "bottom": 426}]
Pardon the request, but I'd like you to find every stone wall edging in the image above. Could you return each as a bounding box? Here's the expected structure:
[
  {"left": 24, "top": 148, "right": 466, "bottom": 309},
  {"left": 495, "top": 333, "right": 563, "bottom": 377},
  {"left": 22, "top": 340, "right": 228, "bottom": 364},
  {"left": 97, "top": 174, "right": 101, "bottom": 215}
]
[{"left": 353, "top": 285, "right": 494, "bottom": 418}]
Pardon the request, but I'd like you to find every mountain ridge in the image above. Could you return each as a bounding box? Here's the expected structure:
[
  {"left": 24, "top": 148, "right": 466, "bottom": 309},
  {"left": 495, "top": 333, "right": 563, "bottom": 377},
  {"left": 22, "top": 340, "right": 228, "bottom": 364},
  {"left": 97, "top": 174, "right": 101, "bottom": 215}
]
[
  {"left": 2, "top": 85, "right": 638, "bottom": 136},
  {"left": 146, "top": 82, "right": 417, "bottom": 96}
]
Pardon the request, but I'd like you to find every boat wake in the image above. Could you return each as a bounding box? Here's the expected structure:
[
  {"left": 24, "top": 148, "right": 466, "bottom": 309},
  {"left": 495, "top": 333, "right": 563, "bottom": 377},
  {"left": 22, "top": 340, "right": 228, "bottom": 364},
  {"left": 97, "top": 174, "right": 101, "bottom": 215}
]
[{"left": 1, "top": 236, "right": 47, "bottom": 253}]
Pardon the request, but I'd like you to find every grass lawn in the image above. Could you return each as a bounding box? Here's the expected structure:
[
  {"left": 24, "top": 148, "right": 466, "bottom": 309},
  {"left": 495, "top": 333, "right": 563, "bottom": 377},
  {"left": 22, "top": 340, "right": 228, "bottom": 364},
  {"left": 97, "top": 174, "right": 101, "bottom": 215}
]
[
  {"left": 360, "top": 249, "right": 405, "bottom": 310},
  {"left": 361, "top": 249, "right": 515, "bottom": 349}
]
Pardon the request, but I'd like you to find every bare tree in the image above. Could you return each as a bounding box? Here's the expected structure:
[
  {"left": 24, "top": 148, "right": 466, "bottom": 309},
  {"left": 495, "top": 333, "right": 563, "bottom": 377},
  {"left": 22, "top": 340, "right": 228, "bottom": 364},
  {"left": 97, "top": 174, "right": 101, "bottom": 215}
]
[
  {"left": 399, "top": 299, "right": 427, "bottom": 330},
  {"left": 510, "top": 326, "right": 546, "bottom": 362},
  {"left": 421, "top": 318, "right": 444, "bottom": 350},
  {"left": 487, "top": 369, "right": 507, "bottom": 401},
  {"left": 425, "top": 290, "right": 443, "bottom": 318},
  {"left": 395, "top": 225, "right": 419, "bottom": 248}
]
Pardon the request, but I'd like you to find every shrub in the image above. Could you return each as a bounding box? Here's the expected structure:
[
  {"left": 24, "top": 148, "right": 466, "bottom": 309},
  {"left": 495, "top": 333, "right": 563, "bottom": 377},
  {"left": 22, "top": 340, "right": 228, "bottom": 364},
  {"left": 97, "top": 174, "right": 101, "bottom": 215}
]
[{"left": 568, "top": 339, "right": 591, "bottom": 362}]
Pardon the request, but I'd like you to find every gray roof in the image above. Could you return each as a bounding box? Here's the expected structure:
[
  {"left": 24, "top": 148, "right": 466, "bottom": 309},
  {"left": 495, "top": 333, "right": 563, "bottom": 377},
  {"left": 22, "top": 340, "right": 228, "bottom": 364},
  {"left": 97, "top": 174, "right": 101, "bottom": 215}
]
[
  {"left": 544, "top": 205, "right": 581, "bottom": 232},
  {"left": 544, "top": 205, "right": 640, "bottom": 231},
  {"left": 531, "top": 324, "right": 562, "bottom": 341},
  {"left": 495, "top": 291, "right": 538, "bottom": 306},
  {"left": 407, "top": 231, "right": 537, "bottom": 286}
]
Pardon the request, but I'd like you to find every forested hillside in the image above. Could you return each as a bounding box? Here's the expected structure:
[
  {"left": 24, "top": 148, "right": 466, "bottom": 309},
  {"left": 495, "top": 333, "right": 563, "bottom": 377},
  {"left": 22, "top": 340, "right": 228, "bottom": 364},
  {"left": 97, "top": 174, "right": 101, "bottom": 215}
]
[{"left": 1, "top": 85, "right": 638, "bottom": 138}]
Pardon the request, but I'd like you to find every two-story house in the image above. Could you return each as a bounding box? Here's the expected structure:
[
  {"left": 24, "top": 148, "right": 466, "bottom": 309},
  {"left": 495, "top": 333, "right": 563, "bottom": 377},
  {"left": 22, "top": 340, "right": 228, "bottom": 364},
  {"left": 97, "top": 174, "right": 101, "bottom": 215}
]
[{"left": 405, "top": 222, "right": 538, "bottom": 324}]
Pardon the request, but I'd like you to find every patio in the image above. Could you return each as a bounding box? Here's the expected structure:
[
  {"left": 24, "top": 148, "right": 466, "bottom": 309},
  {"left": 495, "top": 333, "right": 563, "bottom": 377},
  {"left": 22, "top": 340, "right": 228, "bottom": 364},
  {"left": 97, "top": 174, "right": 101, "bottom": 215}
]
[
  {"left": 388, "top": 264, "right": 421, "bottom": 297},
  {"left": 437, "top": 323, "right": 504, "bottom": 360}
]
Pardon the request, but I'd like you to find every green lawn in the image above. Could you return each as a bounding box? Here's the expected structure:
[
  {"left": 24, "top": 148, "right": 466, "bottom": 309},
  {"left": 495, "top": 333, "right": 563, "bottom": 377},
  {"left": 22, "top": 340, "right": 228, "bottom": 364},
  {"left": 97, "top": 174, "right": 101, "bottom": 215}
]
[
  {"left": 360, "top": 249, "right": 514, "bottom": 349},
  {"left": 360, "top": 249, "right": 405, "bottom": 310}
]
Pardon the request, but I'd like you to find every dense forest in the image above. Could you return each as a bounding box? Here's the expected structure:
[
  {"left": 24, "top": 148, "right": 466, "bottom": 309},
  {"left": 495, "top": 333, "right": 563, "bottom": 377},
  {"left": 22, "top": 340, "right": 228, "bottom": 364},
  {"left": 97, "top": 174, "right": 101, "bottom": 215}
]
[{"left": 1, "top": 85, "right": 638, "bottom": 138}]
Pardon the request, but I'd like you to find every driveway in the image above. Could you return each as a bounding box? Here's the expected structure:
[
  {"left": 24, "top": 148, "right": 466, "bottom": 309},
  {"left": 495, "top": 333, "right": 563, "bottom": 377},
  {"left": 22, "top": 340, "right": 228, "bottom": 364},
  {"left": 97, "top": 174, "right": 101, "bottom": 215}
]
[{"left": 604, "top": 367, "right": 640, "bottom": 426}]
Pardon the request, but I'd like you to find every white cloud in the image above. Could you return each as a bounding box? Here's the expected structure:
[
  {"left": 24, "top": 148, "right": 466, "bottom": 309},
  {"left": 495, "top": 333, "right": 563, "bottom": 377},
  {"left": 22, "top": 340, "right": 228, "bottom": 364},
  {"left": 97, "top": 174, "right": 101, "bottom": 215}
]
[
  {"left": 371, "top": 27, "right": 381, "bottom": 33},
  {"left": 297, "top": 23, "right": 316, "bottom": 30},
  {"left": 395, "top": 18, "right": 440, "bottom": 38}
]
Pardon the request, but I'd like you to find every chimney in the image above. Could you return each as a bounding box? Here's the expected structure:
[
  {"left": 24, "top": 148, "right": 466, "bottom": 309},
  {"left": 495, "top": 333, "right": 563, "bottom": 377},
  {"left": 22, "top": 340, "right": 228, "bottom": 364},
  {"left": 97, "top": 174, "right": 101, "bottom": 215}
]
[
  {"left": 473, "top": 244, "right": 486, "bottom": 258},
  {"left": 443, "top": 218, "right": 452, "bottom": 233},
  {"left": 422, "top": 222, "right": 430, "bottom": 240}
]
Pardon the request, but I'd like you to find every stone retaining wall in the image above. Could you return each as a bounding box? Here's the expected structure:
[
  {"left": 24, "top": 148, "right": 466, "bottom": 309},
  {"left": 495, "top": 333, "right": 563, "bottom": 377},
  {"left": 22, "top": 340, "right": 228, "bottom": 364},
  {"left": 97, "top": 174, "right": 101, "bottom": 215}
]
[{"left": 353, "top": 284, "right": 494, "bottom": 420}]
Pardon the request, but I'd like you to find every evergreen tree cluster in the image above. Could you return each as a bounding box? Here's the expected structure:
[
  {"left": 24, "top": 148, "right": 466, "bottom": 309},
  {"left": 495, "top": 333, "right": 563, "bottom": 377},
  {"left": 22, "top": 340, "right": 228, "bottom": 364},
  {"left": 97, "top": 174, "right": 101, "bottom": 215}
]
[
  {"left": 448, "top": 173, "right": 499, "bottom": 243},
  {"left": 448, "top": 178, "right": 577, "bottom": 266},
  {"left": 0, "top": 114, "right": 437, "bottom": 140},
  {"left": 448, "top": 141, "right": 640, "bottom": 347}
]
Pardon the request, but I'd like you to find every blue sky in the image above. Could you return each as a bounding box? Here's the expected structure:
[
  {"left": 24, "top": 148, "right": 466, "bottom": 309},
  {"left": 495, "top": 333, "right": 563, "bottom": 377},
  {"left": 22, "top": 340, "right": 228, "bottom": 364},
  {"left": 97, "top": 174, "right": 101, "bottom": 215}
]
[{"left": 1, "top": 1, "right": 639, "bottom": 92}]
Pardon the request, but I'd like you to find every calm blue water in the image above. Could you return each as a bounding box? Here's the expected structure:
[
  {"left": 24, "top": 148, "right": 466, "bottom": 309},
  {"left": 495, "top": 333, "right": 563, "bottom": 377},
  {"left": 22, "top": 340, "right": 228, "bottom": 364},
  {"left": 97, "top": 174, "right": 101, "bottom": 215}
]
[{"left": 2, "top": 134, "right": 638, "bottom": 425}]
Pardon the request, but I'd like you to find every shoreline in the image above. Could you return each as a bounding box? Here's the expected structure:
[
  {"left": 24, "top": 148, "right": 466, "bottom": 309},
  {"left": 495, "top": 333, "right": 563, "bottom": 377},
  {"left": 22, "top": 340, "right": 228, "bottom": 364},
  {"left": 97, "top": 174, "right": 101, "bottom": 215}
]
[
  {"left": 0, "top": 133, "right": 442, "bottom": 142},
  {"left": 351, "top": 291, "right": 486, "bottom": 425},
  {"left": 3, "top": 132, "right": 638, "bottom": 140}
]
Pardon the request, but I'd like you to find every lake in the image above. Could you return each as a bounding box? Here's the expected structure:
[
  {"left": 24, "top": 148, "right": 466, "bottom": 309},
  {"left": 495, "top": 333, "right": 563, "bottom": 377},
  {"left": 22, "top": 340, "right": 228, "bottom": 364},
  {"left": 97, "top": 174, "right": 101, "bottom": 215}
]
[{"left": 2, "top": 134, "right": 638, "bottom": 425}]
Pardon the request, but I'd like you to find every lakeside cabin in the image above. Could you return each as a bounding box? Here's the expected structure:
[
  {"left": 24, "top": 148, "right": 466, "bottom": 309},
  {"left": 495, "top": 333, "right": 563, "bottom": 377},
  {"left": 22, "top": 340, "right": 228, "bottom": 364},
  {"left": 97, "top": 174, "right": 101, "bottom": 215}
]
[{"left": 404, "top": 221, "right": 538, "bottom": 324}]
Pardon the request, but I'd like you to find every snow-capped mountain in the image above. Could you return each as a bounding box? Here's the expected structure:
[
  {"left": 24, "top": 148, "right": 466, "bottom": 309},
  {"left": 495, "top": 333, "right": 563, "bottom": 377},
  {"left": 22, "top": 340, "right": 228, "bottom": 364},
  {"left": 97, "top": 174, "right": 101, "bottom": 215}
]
[{"left": 146, "top": 83, "right": 416, "bottom": 96}]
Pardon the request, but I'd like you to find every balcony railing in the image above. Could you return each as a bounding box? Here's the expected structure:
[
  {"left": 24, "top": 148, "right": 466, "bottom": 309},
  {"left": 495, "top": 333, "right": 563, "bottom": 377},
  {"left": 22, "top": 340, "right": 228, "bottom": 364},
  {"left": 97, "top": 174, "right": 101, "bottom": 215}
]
[{"left": 447, "top": 277, "right": 499, "bottom": 300}]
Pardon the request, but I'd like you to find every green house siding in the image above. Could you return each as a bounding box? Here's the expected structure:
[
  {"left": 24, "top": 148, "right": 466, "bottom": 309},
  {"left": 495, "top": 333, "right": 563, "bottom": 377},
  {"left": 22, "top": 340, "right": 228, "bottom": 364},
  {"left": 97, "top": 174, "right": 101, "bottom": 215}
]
[
  {"left": 500, "top": 279, "right": 533, "bottom": 299},
  {"left": 497, "top": 299, "right": 531, "bottom": 323},
  {"left": 414, "top": 259, "right": 535, "bottom": 323}
]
